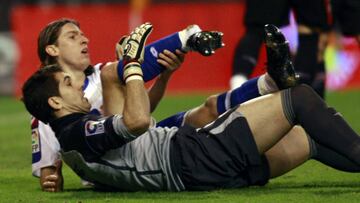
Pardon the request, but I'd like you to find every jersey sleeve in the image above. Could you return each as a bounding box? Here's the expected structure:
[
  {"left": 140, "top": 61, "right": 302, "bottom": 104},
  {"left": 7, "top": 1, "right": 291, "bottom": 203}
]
[
  {"left": 31, "top": 117, "right": 61, "bottom": 177},
  {"left": 59, "top": 114, "right": 139, "bottom": 161}
]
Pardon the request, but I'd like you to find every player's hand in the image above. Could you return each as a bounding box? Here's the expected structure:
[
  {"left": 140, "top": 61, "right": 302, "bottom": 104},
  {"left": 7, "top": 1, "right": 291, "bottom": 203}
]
[
  {"left": 115, "top": 35, "right": 128, "bottom": 61},
  {"left": 123, "top": 22, "right": 153, "bottom": 63},
  {"left": 157, "top": 49, "right": 185, "bottom": 74},
  {"left": 122, "top": 23, "right": 153, "bottom": 83},
  {"left": 41, "top": 159, "right": 63, "bottom": 192}
]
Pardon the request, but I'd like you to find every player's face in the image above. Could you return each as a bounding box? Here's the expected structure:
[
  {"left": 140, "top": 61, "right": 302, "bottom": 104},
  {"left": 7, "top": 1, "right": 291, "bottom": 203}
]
[
  {"left": 55, "top": 72, "right": 91, "bottom": 113},
  {"left": 54, "top": 23, "right": 91, "bottom": 71}
]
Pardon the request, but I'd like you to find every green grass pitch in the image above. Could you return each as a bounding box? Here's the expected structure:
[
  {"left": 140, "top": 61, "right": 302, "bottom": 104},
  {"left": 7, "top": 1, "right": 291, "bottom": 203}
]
[{"left": 0, "top": 91, "right": 360, "bottom": 202}]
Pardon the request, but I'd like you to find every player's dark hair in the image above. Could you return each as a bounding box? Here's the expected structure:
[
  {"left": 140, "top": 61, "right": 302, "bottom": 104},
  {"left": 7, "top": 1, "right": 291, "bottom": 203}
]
[
  {"left": 22, "top": 64, "right": 62, "bottom": 123},
  {"left": 38, "top": 18, "right": 79, "bottom": 66},
  {"left": 37, "top": 18, "right": 94, "bottom": 76}
]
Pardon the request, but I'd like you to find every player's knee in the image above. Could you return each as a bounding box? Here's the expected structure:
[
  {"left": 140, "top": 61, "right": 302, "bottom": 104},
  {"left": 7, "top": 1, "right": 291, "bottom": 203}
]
[
  {"left": 204, "top": 95, "right": 219, "bottom": 118},
  {"left": 292, "top": 84, "right": 316, "bottom": 98},
  {"left": 282, "top": 84, "right": 325, "bottom": 125},
  {"left": 291, "top": 84, "right": 321, "bottom": 110}
]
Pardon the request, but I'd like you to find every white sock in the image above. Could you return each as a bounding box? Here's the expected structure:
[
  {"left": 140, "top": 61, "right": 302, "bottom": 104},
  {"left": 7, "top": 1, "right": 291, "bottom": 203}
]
[
  {"left": 257, "top": 73, "right": 279, "bottom": 95},
  {"left": 178, "top": 24, "right": 201, "bottom": 51}
]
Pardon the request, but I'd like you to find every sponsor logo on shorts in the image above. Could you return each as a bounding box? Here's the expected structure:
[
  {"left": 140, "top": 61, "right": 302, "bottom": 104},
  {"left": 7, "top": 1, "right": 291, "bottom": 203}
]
[
  {"left": 85, "top": 120, "right": 105, "bottom": 136},
  {"left": 32, "top": 129, "right": 40, "bottom": 153},
  {"left": 32, "top": 128, "right": 41, "bottom": 163}
]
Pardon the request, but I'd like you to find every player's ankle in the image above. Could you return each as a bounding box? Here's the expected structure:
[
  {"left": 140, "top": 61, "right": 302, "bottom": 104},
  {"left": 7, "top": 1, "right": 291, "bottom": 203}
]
[
  {"left": 258, "top": 73, "right": 279, "bottom": 95},
  {"left": 179, "top": 24, "right": 202, "bottom": 51}
]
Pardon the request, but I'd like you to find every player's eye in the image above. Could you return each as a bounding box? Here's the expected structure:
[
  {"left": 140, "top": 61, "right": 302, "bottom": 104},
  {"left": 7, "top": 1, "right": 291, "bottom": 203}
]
[{"left": 69, "top": 35, "right": 76, "bottom": 40}]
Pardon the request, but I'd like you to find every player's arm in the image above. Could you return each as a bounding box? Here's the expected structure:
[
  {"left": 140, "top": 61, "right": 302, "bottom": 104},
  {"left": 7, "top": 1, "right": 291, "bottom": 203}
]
[
  {"left": 148, "top": 49, "right": 185, "bottom": 112},
  {"left": 61, "top": 23, "right": 154, "bottom": 159},
  {"left": 121, "top": 23, "right": 153, "bottom": 135},
  {"left": 31, "top": 118, "right": 64, "bottom": 192},
  {"left": 102, "top": 23, "right": 153, "bottom": 134},
  {"left": 101, "top": 61, "right": 126, "bottom": 116},
  {"left": 40, "top": 160, "right": 63, "bottom": 192},
  {"left": 101, "top": 59, "right": 149, "bottom": 135}
]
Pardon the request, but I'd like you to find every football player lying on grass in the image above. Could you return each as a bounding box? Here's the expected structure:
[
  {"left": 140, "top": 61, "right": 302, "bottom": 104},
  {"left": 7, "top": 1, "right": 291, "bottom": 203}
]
[
  {"left": 32, "top": 18, "right": 300, "bottom": 192},
  {"left": 23, "top": 23, "right": 360, "bottom": 192}
]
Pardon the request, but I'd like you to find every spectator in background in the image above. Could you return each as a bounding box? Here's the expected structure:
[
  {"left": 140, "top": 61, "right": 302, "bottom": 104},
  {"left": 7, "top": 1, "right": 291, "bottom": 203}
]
[
  {"left": 328, "top": 0, "right": 360, "bottom": 45},
  {"left": 0, "top": 1, "right": 18, "bottom": 95},
  {"left": 230, "top": 0, "right": 332, "bottom": 99}
]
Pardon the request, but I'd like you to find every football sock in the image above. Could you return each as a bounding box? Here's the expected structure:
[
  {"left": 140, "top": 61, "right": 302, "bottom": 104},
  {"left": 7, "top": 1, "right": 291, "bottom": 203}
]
[
  {"left": 257, "top": 74, "right": 279, "bottom": 95},
  {"left": 294, "top": 33, "right": 319, "bottom": 86},
  {"left": 156, "top": 111, "right": 186, "bottom": 128},
  {"left": 117, "top": 32, "right": 183, "bottom": 82},
  {"left": 232, "top": 26, "right": 263, "bottom": 77},
  {"left": 308, "top": 136, "right": 360, "bottom": 172},
  {"left": 178, "top": 25, "right": 202, "bottom": 51},
  {"left": 217, "top": 77, "right": 260, "bottom": 114},
  {"left": 281, "top": 85, "right": 360, "bottom": 165}
]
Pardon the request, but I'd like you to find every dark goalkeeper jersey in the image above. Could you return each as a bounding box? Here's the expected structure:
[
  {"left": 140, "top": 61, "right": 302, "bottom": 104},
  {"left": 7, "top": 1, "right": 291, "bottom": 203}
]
[{"left": 50, "top": 113, "right": 185, "bottom": 191}]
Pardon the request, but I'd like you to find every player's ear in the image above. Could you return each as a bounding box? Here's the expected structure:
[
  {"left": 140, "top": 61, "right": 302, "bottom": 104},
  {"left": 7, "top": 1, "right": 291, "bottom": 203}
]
[
  {"left": 48, "top": 96, "right": 63, "bottom": 111},
  {"left": 45, "top": 45, "right": 59, "bottom": 57}
]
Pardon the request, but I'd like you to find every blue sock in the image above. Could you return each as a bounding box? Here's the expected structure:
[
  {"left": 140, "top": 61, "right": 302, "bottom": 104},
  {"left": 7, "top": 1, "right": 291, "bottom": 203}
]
[
  {"left": 217, "top": 77, "right": 260, "bottom": 114},
  {"left": 156, "top": 111, "right": 186, "bottom": 128},
  {"left": 158, "top": 77, "right": 260, "bottom": 127},
  {"left": 117, "top": 32, "right": 182, "bottom": 82}
]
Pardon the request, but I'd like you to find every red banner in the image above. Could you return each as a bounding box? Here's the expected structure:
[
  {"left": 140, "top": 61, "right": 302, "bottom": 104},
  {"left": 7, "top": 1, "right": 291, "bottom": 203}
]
[{"left": 12, "top": 3, "right": 360, "bottom": 96}]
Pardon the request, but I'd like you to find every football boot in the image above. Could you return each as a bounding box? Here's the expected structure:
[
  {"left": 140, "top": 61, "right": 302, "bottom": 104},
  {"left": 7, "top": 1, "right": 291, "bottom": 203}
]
[
  {"left": 187, "top": 31, "right": 225, "bottom": 56},
  {"left": 264, "top": 24, "right": 298, "bottom": 89}
]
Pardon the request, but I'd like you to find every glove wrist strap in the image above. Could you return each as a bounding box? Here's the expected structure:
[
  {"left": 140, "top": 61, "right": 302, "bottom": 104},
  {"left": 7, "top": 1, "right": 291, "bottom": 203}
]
[{"left": 123, "top": 62, "right": 143, "bottom": 83}]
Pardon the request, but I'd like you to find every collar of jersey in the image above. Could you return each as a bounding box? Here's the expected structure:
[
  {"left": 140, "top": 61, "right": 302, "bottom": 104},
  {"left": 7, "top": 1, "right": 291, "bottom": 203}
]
[
  {"left": 50, "top": 113, "right": 86, "bottom": 137},
  {"left": 82, "top": 78, "right": 89, "bottom": 91}
]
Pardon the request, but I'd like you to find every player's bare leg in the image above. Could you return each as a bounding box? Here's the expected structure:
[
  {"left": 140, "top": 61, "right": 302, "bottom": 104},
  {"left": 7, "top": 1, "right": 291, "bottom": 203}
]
[
  {"left": 184, "top": 24, "right": 297, "bottom": 129},
  {"left": 264, "top": 126, "right": 310, "bottom": 178},
  {"left": 236, "top": 84, "right": 360, "bottom": 166},
  {"left": 184, "top": 95, "right": 311, "bottom": 178},
  {"left": 236, "top": 92, "right": 291, "bottom": 154},
  {"left": 183, "top": 95, "right": 219, "bottom": 128}
]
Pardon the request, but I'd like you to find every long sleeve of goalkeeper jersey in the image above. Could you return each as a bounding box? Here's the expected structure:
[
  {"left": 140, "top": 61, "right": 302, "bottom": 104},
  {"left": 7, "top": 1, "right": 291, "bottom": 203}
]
[{"left": 56, "top": 114, "right": 138, "bottom": 161}]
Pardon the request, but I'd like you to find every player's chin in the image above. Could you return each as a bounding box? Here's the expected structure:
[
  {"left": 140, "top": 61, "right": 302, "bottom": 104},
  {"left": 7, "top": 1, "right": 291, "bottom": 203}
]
[
  {"left": 80, "top": 58, "right": 91, "bottom": 69},
  {"left": 81, "top": 105, "right": 91, "bottom": 113},
  {"left": 81, "top": 98, "right": 91, "bottom": 112}
]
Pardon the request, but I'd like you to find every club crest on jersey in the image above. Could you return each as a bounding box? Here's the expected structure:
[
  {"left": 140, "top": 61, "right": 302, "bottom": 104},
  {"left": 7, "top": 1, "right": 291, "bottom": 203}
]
[{"left": 85, "top": 120, "right": 105, "bottom": 136}]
